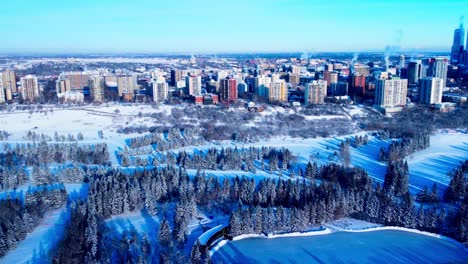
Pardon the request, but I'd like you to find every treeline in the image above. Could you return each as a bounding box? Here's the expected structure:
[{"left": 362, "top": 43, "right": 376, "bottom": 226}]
[
  {"left": 0, "top": 165, "right": 28, "bottom": 191},
  {"left": 119, "top": 145, "right": 295, "bottom": 172},
  {"left": 0, "top": 186, "right": 67, "bottom": 257},
  {"left": 176, "top": 147, "right": 294, "bottom": 171},
  {"left": 51, "top": 158, "right": 468, "bottom": 263},
  {"left": 379, "top": 132, "right": 430, "bottom": 162},
  {"left": 1, "top": 141, "right": 109, "bottom": 166},
  {"left": 445, "top": 160, "right": 468, "bottom": 202},
  {"left": 127, "top": 127, "right": 203, "bottom": 150}
]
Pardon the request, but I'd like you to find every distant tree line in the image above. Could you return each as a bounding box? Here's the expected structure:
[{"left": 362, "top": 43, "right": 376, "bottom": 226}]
[
  {"left": 126, "top": 127, "right": 204, "bottom": 151},
  {"left": 1, "top": 141, "right": 109, "bottom": 166}
]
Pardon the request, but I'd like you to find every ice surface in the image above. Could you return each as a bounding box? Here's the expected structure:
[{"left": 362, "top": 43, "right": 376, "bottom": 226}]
[{"left": 212, "top": 229, "right": 468, "bottom": 263}]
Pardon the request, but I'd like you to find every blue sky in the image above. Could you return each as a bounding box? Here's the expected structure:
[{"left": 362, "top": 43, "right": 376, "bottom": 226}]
[{"left": 0, "top": 0, "right": 467, "bottom": 54}]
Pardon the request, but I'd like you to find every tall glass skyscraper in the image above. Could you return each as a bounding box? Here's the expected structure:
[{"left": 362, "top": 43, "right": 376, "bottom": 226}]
[{"left": 451, "top": 23, "right": 465, "bottom": 64}]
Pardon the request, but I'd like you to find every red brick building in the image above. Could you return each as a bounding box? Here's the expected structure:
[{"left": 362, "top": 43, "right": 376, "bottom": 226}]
[{"left": 219, "top": 78, "right": 238, "bottom": 102}]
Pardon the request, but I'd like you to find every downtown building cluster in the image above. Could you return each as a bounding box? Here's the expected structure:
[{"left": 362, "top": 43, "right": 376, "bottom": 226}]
[{"left": 0, "top": 22, "right": 467, "bottom": 111}]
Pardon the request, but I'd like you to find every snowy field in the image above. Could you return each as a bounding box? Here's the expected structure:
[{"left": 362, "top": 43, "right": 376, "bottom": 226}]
[{"left": 0, "top": 104, "right": 467, "bottom": 263}]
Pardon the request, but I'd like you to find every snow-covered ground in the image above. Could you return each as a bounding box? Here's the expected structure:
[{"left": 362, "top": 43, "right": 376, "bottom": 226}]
[
  {"left": 406, "top": 130, "right": 468, "bottom": 194},
  {"left": 178, "top": 130, "right": 468, "bottom": 194}
]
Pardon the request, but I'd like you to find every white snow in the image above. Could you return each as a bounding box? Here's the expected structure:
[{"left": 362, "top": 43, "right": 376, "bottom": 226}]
[{"left": 198, "top": 224, "right": 226, "bottom": 245}]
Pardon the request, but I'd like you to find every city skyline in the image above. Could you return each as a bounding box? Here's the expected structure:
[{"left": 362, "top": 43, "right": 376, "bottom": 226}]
[{"left": 1, "top": 0, "right": 467, "bottom": 54}]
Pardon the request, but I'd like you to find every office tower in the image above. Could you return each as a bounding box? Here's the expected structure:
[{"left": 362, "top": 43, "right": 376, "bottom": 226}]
[
  {"left": 399, "top": 55, "right": 405, "bottom": 68},
  {"left": 117, "top": 75, "right": 135, "bottom": 97},
  {"left": 185, "top": 75, "right": 202, "bottom": 96},
  {"left": 426, "top": 58, "right": 448, "bottom": 88},
  {"left": 419, "top": 77, "right": 443, "bottom": 105},
  {"left": 269, "top": 79, "right": 288, "bottom": 102},
  {"left": 254, "top": 75, "right": 271, "bottom": 98},
  {"left": 451, "top": 23, "right": 465, "bottom": 64},
  {"left": 20, "top": 75, "right": 39, "bottom": 102},
  {"left": 219, "top": 77, "right": 237, "bottom": 102},
  {"left": 62, "top": 72, "right": 90, "bottom": 91},
  {"left": 56, "top": 78, "right": 71, "bottom": 94},
  {"left": 375, "top": 79, "right": 408, "bottom": 108},
  {"left": 407, "top": 61, "right": 423, "bottom": 84},
  {"left": 1, "top": 70, "right": 17, "bottom": 93},
  {"left": 88, "top": 76, "right": 105, "bottom": 102},
  {"left": 153, "top": 78, "right": 168, "bottom": 102},
  {"left": 305, "top": 80, "right": 327, "bottom": 105}
]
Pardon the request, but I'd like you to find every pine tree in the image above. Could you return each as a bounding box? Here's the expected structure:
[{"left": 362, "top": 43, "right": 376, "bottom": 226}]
[{"left": 158, "top": 218, "right": 172, "bottom": 248}]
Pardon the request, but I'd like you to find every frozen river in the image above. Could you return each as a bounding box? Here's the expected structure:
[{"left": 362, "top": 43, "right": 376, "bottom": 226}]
[{"left": 212, "top": 230, "right": 468, "bottom": 263}]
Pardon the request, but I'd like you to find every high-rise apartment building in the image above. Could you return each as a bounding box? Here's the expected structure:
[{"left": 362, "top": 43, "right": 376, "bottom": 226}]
[
  {"left": 219, "top": 77, "right": 238, "bottom": 102},
  {"left": 170, "top": 69, "right": 182, "bottom": 87},
  {"left": 269, "top": 79, "right": 288, "bottom": 102},
  {"left": 254, "top": 75, "right": 271, "bottom": 98},
  {"left": 451, "top": 23, "right": 465, "bottom": 64},
  {"left": 323, "top": 71, "right": 338, "bottom": 87},
  {"left": 56, "top": 78, "right": 71, "bottom": 94},
  {"left": 305, "top": 80, "right": 327, "bottom": 105},
  {"left": 185, "top": 75, "right": 202, "bottom": 95},
  {"left": 117, "top": 75, "right": 135, "bottom": 97},
  {"left": 426, "top": 58, "right": 448, "bottom": 88},
  {"left": 419, "top": 77, "right": 443, "bottom": 105},
  {"left": 0, "top": 80, "right": 5, "bottom": 103},
  {"left": 1, "top": 70, "right": 17, "bottom": 93},
  {"left": 153, "top": 78, "right": 168, "bottom": 102},
  {"left": 291, "top": 65, "right": 301, "bottom": 75},
  {"left": 407, "top": 61, "right": 423, "bottom": 84},
  {"left": 351, "top": 74, "right": 366, "bottom": 96},
  {"left": 288, "top": 73, "right": 300, "bottom": 87},
  {"left": 62, "top": 72, "right": 90, "bottom": 91},
  {"left": 88, "top": 76, "right": 105, "bottom": 102},
  {"left": 375, "top": 79, "right": 408, "bottom": 108},
  {"left": 20, "top": 75, "right": 39, "bottom": 102},
  {"left": 216, "top": 71, "right": 228, "bottom": 81}
]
